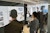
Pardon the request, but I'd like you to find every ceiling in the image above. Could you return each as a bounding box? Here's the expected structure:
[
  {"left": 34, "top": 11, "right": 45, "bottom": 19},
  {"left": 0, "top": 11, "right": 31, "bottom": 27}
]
[
  {"left": 0, "top": 1, "right": 24, "bottom": 6},
  {"left": 0, "top": 0, "right": 48, "bottom": 5}
]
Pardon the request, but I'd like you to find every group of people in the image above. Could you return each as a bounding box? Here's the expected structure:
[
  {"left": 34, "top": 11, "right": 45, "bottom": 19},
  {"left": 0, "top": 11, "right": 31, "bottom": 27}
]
[
  {"left": 0, "top": 6, "right": 48, "bottom": 33},
  {"left": 26, "top": 11, "right": 48, "bottom": 33},
  {"left": 26, "top": 6, "right": 48, "bottom": 33},
  {"left": 4, "top": 9, "right": 39, "bottom": 33}
]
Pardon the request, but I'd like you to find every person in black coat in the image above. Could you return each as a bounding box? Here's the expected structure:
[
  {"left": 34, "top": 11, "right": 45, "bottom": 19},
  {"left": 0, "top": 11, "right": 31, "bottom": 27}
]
[{"left": 4, "top": 9, "right": 23, "bottom": 33}]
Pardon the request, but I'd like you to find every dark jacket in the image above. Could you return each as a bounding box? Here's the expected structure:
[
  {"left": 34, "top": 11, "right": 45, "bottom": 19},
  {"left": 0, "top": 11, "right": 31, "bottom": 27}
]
[{"left": 4, "top": 20, "right": 23, "bottom": 33}]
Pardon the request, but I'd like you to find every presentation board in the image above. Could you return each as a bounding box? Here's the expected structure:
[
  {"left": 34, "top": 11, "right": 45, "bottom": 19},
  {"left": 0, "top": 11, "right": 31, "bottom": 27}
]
[{"left": 0, "top": 6, "right": 24, "bottom": 27}]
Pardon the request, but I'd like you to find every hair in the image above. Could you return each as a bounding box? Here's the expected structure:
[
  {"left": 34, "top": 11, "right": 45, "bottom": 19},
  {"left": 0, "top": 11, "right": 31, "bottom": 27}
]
[
  {"left": 10, "top": 9, "right": 17, "bottom": 18},
  {"left": 32, "top": 12, "right": 38, "bottom": 17},
  {"left": 41, "top": 6, "right": 45, "bottom": 10}
]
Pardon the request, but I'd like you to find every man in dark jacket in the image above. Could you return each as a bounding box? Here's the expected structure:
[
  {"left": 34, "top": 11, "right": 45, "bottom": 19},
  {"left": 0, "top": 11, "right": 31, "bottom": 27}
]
[{"left": 4, "top": 9, "right": 23, "bottom": 33}]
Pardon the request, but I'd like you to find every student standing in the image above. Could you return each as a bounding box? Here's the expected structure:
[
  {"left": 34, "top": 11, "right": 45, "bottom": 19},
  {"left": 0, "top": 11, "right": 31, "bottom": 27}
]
[{"left": 29, "top": 12, "right": 39, "bottom": 33}]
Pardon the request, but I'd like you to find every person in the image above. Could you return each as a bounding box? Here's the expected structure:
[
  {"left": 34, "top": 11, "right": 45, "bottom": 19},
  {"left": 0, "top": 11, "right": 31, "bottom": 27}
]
[
  {"left": 40, "top": 6, "right": 47, "bottom": 33},
  {"left": 4, "top": 9, "right": 23, "bottom": 33},
  {"left": 29, "top": 12, "right": 39, "bottom": 33}
]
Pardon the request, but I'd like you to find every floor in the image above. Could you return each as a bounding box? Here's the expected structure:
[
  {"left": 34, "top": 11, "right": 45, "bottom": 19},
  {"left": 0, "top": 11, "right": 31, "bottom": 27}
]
[{"left": 23, "top": 25, "right": 47, "bottom": 33}]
